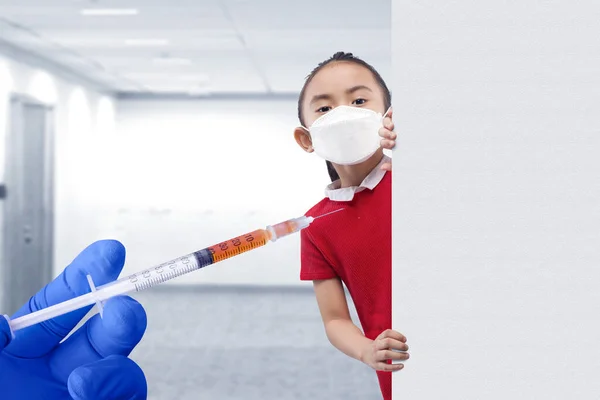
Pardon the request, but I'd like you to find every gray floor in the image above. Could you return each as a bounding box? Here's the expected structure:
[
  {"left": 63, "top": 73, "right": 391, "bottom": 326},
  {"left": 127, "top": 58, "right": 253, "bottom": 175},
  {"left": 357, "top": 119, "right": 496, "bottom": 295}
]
[{"left": 130, "top": 286, "right": 381, "bottom": 400}]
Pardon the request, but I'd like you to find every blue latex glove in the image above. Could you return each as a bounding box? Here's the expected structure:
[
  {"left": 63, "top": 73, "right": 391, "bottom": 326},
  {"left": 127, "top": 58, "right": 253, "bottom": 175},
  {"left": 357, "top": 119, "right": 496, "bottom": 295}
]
[{"left": 0, "top": 240, "right": 148, "bottom": 399}]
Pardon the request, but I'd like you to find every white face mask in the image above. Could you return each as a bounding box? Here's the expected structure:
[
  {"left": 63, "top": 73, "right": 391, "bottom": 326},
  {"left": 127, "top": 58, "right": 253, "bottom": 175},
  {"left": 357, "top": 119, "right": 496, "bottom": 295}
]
[{"left": 304, "top": 105, "right": 389, "bottom": 166}]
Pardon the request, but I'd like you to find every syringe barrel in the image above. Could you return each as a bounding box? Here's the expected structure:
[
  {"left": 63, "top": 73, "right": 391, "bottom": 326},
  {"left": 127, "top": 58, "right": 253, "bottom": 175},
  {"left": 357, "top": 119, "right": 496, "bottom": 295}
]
[
  {"left": 205, "top": 229, "right": 270, "bottom": 263},
  {"left": 114, "top": 228, "right": 271, "bottom": 291},
  {"left": 266, "top": 216, "right": 314, "bottom": 242},
  {"left": 119, "top": 251, "right": 211, "bottom": 292}
]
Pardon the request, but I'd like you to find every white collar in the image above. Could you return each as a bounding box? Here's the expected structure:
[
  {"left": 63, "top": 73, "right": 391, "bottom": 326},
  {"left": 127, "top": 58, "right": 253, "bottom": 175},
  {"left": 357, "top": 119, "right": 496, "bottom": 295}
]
[{"left": 324, "top": 155, "right": 390, "bottom": 202}]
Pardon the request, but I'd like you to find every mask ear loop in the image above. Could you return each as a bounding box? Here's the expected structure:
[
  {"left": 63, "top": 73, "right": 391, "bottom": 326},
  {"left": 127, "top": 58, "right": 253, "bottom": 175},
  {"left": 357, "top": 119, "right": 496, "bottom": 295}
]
[{"left": 382, "top": 106, "right": 392, "bottom": 119}]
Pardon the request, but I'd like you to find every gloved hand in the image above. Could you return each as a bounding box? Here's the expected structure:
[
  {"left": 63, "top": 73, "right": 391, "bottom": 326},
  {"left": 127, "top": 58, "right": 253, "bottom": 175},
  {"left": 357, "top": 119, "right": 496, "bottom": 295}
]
[{"left": 0, "top": 240, "right": 148, "bottom": 399}]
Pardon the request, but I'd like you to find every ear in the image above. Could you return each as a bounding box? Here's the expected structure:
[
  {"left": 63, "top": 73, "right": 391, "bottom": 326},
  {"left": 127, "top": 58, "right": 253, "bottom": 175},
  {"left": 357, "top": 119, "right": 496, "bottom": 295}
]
[{"left": 294, "top": 126, "right": 314, "bottom": 153}]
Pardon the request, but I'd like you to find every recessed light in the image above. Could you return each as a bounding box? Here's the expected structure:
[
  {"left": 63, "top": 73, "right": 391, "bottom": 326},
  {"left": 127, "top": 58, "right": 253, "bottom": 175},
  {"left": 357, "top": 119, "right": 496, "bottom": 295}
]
[
  {"left": 80, "top": 9, "right": 139, "bottom": 16},
  {"left": 125, "top": 39, "right": 169, "bottom": 46}
]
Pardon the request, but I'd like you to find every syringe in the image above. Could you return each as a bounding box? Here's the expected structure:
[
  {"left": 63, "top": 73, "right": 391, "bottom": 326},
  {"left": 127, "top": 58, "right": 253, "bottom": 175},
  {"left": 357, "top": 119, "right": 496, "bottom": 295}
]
[{"left": 7, "top": 209, "right": 344, "bottom": 332}]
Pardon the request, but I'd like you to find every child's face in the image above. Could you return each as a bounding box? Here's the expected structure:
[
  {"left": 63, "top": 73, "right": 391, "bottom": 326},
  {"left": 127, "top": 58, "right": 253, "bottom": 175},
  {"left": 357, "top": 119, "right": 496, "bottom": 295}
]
[{"left": 295, "top": 61, "right": 387, "bottom": 153}]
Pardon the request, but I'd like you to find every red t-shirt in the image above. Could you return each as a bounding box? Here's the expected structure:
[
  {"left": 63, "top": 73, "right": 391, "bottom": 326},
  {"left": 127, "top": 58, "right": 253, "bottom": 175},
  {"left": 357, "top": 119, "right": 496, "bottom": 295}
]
[{"left": 300, "top": 171, "right": 392, "bottom": 399}]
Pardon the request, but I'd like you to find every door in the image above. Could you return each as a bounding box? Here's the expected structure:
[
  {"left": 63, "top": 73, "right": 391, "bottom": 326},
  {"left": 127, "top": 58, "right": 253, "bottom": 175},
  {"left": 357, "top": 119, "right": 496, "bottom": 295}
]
[{"left": 1, "top": 94, "right": 54, "bottom": 315}]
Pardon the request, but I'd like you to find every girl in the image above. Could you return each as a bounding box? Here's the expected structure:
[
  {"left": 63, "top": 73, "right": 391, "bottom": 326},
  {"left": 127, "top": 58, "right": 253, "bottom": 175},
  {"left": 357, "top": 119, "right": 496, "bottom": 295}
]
[{"left": 293, "top": 52, "right": 406, "bottom": 400}]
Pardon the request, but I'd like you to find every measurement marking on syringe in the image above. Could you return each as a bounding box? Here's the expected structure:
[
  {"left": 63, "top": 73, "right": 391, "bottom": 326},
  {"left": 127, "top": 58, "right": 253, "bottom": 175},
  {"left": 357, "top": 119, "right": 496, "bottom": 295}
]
[
  {"left": 210, "top": 239, "right": 267, "bottom": 262},
  {"left": 134, "top": 262, "right": 198, "bottom": 291}
]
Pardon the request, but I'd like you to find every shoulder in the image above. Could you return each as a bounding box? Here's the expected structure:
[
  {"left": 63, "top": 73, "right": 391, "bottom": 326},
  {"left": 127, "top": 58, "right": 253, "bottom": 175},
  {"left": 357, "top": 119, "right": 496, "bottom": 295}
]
[
  {"left": 304, "top": 197, "right": 332, "bottom": 218},
  {"left": 301, "top": 197, "right": 340, "bottom": 241}
]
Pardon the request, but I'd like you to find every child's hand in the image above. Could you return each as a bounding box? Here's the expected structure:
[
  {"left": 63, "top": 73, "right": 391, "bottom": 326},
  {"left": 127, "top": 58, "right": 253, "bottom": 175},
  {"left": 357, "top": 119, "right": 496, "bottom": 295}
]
[
  {"left": 379, "top": 108, "right": 395, "bottom": 171},
  {"left": 360, "top": 329, "right": 409, "bottom": 371}
]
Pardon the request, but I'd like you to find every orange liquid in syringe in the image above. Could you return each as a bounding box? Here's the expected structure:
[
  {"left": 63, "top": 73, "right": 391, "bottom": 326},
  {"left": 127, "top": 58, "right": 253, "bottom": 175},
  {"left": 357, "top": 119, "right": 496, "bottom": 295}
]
[
  {"left": 207, "top": 229, "right": 268, "bottom": 263},
  {"left": 206, "top": 219, "right": 301, "bottom": 263}
]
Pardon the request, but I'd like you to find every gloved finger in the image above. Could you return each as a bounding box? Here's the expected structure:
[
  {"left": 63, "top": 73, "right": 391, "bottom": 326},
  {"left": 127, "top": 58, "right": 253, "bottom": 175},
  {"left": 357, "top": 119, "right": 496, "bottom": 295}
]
[
  {"left": 49, "top": 295, "right": 146, "bottom": 383},
  {"left": 68, "top": 355, "right": 147, "bottom": 400},
  {"left": 7, "top": 240, "right": 126, "bottom": 358},
  {"left": 0, "top": 315, "right": 14, "bottom": 351}
]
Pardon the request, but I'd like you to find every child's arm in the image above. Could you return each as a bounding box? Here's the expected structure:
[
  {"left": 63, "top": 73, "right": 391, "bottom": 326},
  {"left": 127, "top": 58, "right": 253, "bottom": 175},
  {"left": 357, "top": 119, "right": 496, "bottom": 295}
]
[
  {"left": 301, "top": 230, "right": 408, "bottom": 370},
  {"left": 313, "top": 278, "right": 409, "bottom": 371},
  {"left": 313, "top": 278, "right": 373, "bottom": 361}
]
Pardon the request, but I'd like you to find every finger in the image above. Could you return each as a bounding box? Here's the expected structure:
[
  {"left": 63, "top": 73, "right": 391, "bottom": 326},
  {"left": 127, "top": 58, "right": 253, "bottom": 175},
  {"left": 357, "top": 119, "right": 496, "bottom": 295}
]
[
  {"left": 378, "top": 128, "right": 396, "bottom": 140},
  {"left": 49, "top": 296, "right": 147, "bottom": 384},
  {"left": 383, "top": 117, "right": 394, "bottom": 131},
  {"left": 68, "top": 355, "right": 147, "bottom": 400},
  {"left": 384, "top": 107, "right": 393, "bottom": 119},
  {"left": 380, "top": 329, "right": 407, "bottom": 342},
  {"left": 376, "top": 338, "right": 409, "bottom": 352},
  {"left": 7, "top": 240, "right": 126, "bottom": 358},
  {"left": 380, "top": 162, "right": 392, "bottom": 171},
  {"left": 0, "top": 315, "right": 14, "bottom": 351},
  {"left": 375, "top": 349, "right": 408, "bottom": 362},
  {"left": 377, "top": 361, "right": 404, "bottom": 372},
  {"left": 378, "top": 349, "right": 410, "bottom": 362},
  {"left": 380, "top": 139, "right": 396, "bottom": 150}
]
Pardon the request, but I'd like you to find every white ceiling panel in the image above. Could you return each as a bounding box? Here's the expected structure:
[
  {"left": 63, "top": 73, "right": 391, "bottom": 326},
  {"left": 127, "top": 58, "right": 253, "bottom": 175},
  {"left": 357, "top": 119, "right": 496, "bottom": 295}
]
[
  {"left": 243, "top": 29, "right": 390, "bottom": 53},
  {"left": 0, "top": 0, "right": 391, "bottom": 95},
  {"left": 224, "top": 0, "right": 390, "bottom": 30},
  {"left": 42, "top": 30, "right": 241, "bottom": 49}
]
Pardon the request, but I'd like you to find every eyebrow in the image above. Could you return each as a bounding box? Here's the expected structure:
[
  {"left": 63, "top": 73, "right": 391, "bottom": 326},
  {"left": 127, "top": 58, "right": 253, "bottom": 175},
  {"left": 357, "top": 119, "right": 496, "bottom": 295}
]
[
  {"left": 346, "top": 85, "right": 373, "bottom": 94},
  {"left": 309, "top": 85, "right": 373, "bottom": 106}
]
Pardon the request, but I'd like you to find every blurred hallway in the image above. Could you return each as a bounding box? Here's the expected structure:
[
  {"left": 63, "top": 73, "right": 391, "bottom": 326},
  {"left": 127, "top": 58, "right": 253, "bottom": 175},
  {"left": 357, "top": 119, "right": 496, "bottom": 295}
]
[{"left": 131, "top": 287, "right": 381, "bottom": 400}]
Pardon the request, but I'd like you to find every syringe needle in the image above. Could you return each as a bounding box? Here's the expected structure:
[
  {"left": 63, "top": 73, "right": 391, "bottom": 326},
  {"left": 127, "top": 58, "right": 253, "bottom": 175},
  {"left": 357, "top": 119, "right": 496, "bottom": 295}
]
[{"left": 312, "top": 208, "right": 345, "bottom": 220}]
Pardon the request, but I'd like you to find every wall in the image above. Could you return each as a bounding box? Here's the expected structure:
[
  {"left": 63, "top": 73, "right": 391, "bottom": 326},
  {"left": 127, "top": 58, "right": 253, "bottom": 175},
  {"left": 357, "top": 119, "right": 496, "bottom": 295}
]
[
  {"left": 94, "top": 98, "right": 330, "bottom": 286},
  {"left": 0, "top": 50, "right": 116, "bottom": 285},
  {"left": 392, "top": 1, "right": 600, "bottom": 398}
]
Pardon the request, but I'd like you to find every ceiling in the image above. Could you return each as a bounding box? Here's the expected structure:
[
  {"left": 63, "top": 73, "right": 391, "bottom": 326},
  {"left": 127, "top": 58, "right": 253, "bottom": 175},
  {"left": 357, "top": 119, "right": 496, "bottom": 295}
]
[{"left": 0, "top": 0, "right": 391, "bottom": 96}]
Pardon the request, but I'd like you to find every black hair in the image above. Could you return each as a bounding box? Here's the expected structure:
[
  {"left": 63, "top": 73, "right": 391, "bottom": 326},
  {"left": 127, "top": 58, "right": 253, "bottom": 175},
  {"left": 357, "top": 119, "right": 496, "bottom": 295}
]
[{"left": 297, "top": 52, "right": 392, "bottom": 182}]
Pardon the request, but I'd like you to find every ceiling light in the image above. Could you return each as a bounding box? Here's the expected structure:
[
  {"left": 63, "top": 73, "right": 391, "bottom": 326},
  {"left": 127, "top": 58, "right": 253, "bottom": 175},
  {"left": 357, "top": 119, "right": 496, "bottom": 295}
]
[
  {"left": 28, "top": 71, "right": 58, "bottom": 104},
  {"left": 125, "top": 39, "right": 169, "bottom": 46},
  {"left": 80, "top": 9, "right": 139, "bottom": 16}
]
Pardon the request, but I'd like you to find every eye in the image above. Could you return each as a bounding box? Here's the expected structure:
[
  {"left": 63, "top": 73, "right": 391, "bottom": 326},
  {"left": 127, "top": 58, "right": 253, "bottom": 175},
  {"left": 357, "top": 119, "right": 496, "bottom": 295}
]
[
  {"left": 316, "top": 106, "right": 332, "bottom": 113},
  {"left": 353, "top": 98, "right": 367, "bottom": 105}
]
